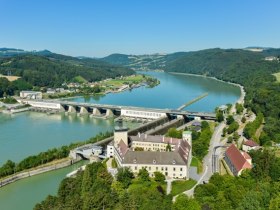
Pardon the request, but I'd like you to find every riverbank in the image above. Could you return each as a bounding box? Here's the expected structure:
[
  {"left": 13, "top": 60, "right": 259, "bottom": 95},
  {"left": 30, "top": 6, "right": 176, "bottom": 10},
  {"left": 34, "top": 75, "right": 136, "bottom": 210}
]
[
  {"left": 169, "top": 72, "right": 245, "bottom": 105},
  {"left": 0, "top": 158, "right": 80, "bottom": 188}
]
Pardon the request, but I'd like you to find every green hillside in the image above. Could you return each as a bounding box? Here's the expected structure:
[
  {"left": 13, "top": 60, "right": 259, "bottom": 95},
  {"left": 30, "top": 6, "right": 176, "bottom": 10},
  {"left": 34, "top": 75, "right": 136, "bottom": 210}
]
[
  {"left": 101, "top": 52, "right": 187, "bottom": 70},
  {"left": 0, "top": 53, "right": 134, "bottom": 87},
  {"left": 165, "top": 48, "right": 280, "bottom": 144}
]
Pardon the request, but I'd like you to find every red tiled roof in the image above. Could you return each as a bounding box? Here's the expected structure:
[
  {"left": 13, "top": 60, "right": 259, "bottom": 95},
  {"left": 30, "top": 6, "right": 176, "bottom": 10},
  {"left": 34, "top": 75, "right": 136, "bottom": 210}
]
[
  {"left": 225, "top": 144, "right": 252, "bottom": 172},
  {"left": 244, "top": 140, "right": 259, "bottom": 147},
  {"left": 241, "top": 151, "right": 251, "bottom": 160}
]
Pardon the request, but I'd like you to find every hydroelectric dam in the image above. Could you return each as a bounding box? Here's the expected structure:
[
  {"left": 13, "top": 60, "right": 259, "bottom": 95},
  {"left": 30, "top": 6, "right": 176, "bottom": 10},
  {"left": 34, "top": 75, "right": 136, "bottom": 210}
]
[{"left": 18, "top": 99, "right": 216, "bottom": 120}]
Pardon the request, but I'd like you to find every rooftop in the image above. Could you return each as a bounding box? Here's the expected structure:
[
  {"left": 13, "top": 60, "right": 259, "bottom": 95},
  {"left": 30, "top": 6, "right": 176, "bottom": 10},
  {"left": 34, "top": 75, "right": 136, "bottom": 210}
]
[
  {"left": 130, "top": 133, "right": 180, "bottom": 145},
  {"left": 225, "top": 144, "right": 252, "bottom": 172},
  {"left": 115, "top": 133, "right": 191, "bottom": 166},
  {"left": 122, "top": 151, "right": 186, "bottom": 165},
  {"left": 244, "top": 140, "right": 259, "bottom": 147}
]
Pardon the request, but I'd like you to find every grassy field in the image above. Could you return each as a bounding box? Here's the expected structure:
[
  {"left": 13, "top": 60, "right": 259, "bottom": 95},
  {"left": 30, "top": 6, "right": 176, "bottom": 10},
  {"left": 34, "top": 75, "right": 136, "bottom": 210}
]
[
  {"left": 191, "top": 156, "right": 203, "bottom": 173},
  {"left": 273, "top": 72, "right": 280, "bottom": 82},
  {"left": 104, "top": 75, "right": 145, "bottom": 87},
  {"left": 73, "top": 75, "right": 88, "bottom": 83},
  {"left": 129, "top": 179, "right": 167, "bottom": 193},
  {"left": 171, "top": 179, "right": 197, "bottom": 196}
]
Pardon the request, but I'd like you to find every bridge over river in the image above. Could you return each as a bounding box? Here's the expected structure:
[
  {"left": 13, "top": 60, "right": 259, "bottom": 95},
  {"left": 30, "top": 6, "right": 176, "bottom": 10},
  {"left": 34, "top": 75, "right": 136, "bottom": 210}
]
[{"left": 19, "top": 99, "right": 216, "bottom": 120}]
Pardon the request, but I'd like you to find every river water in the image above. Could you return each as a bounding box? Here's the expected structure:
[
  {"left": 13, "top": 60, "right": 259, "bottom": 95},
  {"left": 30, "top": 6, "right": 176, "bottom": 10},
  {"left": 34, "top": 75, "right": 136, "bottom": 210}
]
[{"left": 0, "top": 72, "right": 240, "bottom": 210}]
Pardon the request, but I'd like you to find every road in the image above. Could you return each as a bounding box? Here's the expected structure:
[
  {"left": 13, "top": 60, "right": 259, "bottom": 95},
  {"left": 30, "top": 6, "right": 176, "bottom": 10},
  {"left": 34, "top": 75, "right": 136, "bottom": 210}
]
[{"left": 180, "top": 122, "right": 226, "bottom": 198}]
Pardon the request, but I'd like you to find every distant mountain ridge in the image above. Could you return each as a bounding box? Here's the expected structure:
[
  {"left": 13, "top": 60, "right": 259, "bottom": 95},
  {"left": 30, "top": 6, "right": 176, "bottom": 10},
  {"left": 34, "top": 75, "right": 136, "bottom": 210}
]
[
  {"left": 0, "top": 48, "right": 134, "bottom": 88},
  {"left": 100, "top": 48, "right": 280, "bottom": 71},
  {"left": 100, "top": 52, "right": 188, "bottom": 70}
]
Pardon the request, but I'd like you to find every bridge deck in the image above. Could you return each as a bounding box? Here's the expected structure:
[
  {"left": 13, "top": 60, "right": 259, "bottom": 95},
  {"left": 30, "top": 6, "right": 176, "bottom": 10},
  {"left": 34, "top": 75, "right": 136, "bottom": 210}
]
[{"left": 20, "top": 99, "right": 216, "bottom": 118}]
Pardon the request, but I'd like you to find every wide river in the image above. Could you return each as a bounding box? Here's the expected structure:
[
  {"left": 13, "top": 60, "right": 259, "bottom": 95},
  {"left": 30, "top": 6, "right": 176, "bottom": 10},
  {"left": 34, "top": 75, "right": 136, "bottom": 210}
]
[{"left": 0, "top": 71, "right": 240, "bottom": 210}]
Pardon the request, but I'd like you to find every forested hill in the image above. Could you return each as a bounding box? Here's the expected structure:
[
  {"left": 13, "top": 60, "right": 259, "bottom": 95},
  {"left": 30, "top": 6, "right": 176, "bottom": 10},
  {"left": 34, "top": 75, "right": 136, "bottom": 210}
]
[
  {"left": 101, "top": 52, "right": 187, "bottom": 70},
  {"left": 0, "top": 51, "right": 134, "bottom": 87},
  {"left": 164, "top": 48, "right": 280, "bottom": 144}
]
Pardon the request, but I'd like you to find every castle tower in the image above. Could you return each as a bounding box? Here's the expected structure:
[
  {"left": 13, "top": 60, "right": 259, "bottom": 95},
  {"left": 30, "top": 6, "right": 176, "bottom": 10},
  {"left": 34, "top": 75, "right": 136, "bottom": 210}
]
[
  {"left": 114, "top": 118, "right": 128, "bottom": 146},
  {"left": 183, "top": 130, "right": 192, "bottom": 167},
  {"left": 183, "top": 131, "right": 192, "bottom": 147}
]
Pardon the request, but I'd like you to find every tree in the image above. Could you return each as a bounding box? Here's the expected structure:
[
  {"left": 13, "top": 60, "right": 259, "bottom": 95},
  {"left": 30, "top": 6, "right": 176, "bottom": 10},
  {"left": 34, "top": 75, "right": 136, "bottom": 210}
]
[
  {"left": 138, "top": 168, "right": 150, "bottom": 182},
  {"left": 236, "top": 103, "right": 244, "bottom": 114},
  {"left": 222, "top": 127, "right": 227, "bottom": 137},
  {"left": 154, "top": 171, "right": 165, "bottom": 183},
  {"left": 233, "top": 132, "right": 239, "bottom": 141},
  {"left": 226, "top": 115, "right": 234, "bottom": 125},
  {"left": 116, "top": 167, "right": 134, "bottom": 188},
  {"left": 227, "top": 136, "right": 233, "bottom": 143},
  {"left": 216, "top": 110, "right": 224, "bottom": 122},
  {"left": 173, "top": 194, "right": 200, "bottom": 210},
  {"left": 166, "top": 128, "right": 182, "bottom": 138},
  {"left": 166, "top": 143, "right": 172, "bottom": 152},
  {"left": 269, "top": 194, "right": 280, "bottom": 210},
  {"left": 241, "top": 116, "right": 246, "bottom": 123},
  {"left": 227, "top": 121, "right": 239, "bottom": 134}
]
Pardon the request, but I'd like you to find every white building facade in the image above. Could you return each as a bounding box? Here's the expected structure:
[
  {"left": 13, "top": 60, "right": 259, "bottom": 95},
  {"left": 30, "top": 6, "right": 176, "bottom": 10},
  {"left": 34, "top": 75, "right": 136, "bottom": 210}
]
[{"left": 107, "top": 121, "right": 192, "bottom": 179}]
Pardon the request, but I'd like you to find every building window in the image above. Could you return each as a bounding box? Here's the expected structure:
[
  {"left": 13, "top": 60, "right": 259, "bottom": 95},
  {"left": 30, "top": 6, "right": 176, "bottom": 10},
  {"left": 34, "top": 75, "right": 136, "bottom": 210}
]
[
  {"left": 135, "top": 166, "right": 137, "bottom": 170},
  {"left": 161, "top": 167, "right": 164, "bottom": 171},
  {"left": 149, "top": 167, "right": 151, "bottom": 171},
  {"left": 173, "top": 167, "right": 176, "bottom": 171},
  {"left": 180, "top": 168, "right": 183, "bottom": 171},
  {"left": 156, "top": 167, "right": 158, "bottom": 170},
  {"left": 165, "top": 167, "right": 168, "bottom": 171}
]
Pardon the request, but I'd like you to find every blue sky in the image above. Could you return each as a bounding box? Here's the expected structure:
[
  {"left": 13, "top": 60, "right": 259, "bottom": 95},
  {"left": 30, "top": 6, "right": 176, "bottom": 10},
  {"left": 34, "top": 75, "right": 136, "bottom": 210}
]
[{"left": 0, "top": 0, "right": 279, "bottom": 57}]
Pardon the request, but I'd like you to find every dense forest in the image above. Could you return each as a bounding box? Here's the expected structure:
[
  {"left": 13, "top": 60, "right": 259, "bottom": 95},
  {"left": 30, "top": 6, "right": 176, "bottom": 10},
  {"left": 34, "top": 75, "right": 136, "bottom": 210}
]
[
  {"left": 0, "top": 50, "right": 134, "bottom": 97},
  {"left": 35, "top": 148, "right": 280, "bottom": 210},
  {"left": 164, "top": 48, "right": 280, "bottom": 144}
]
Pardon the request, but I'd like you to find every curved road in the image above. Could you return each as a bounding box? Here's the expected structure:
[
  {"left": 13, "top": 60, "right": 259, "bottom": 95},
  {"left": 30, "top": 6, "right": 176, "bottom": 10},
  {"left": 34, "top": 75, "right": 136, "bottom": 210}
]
[{"left": 180, "top": 122, "right": 226, "bottom": 197}]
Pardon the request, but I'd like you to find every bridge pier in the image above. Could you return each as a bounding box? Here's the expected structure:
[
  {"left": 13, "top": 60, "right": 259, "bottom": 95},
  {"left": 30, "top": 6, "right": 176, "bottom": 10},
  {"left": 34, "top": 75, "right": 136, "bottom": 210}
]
[
  {"left": 92, "top": 108, "right": 101, "bottom": 116},
  {"left": 79, "top": 107, "right": 88, "bottom": 115},
  {"left": 59, "top": 105, "right": 66, "bottom": 112},
  {"left": 105, "top": 109, "right": 114, "bottom": 118},
  {"left": 68, "top": 105, "right": 77, "bottom": 113}
]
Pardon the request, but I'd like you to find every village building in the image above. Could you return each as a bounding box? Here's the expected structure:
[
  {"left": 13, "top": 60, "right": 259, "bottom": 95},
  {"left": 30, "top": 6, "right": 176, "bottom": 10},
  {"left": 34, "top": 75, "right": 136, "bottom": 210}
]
[
  {"left": 224, "top": 144, "right": 252, "bottom": 176},
  {"left": 242, "top": 140, "right": 259, "bottom": 152},
  {"left": 20, "top": 91, "right": 42, "bottom": 99},
  {"left": 107, "top": 120, "right": 192, "bottom": 179}
]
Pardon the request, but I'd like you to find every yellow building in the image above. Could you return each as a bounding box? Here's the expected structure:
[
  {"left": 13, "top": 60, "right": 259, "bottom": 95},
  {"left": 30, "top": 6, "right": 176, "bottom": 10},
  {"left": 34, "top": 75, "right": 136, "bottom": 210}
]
[{"left": 107, "top": 121, "right": 192, "bottom": 179}]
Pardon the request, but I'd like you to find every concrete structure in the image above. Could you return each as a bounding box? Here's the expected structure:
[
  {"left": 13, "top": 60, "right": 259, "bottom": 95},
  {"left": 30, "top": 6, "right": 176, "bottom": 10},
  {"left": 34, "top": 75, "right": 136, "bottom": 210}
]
[
  {"left": 19, "top": 99, "right": 216, "bottom": 120},
  {"left": 224, "top": 144, "right": 252, "bottom": 176},
  {"left": 20, "top": 91, "right": 42, "bottom": 99},
  {"left": 107, "top": 120, "right": 192, "bottom": 179},
  {"left": 46, "top": 89, "right": 56, "bottom": 94},
  {"left": 218, "top": 105, "right": 228, "bottom": 115},
  {"left": 70, "top": 145, "right": 103, "bottom": 159},
  {"left": 121, "top": 109, "right": 166, "bottom": 119},
  {"left": 242, "top": 140, "right": 259, "bottom": 152}
]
